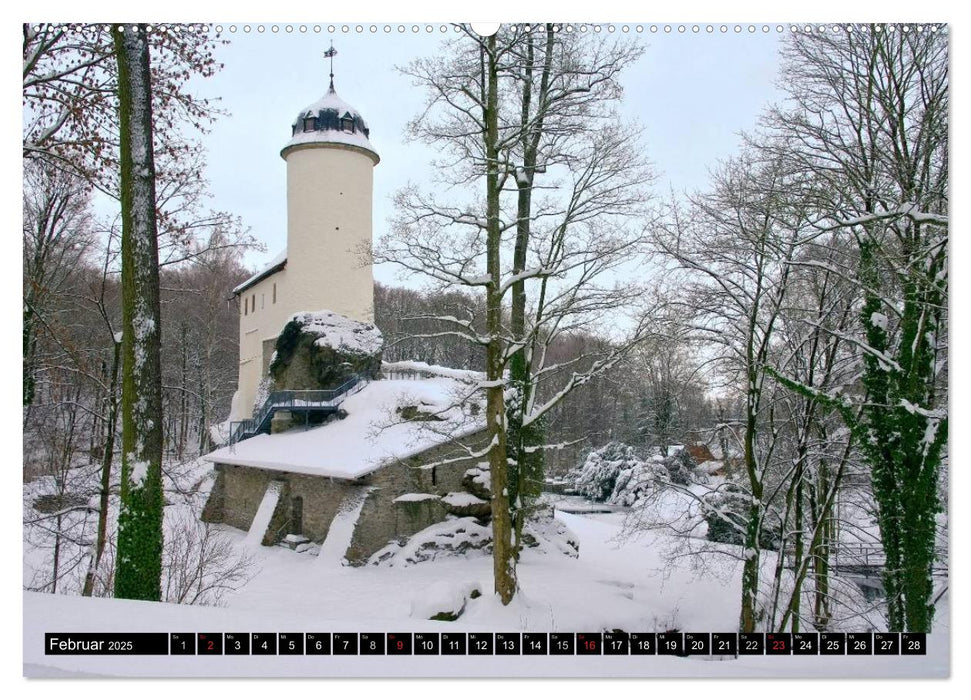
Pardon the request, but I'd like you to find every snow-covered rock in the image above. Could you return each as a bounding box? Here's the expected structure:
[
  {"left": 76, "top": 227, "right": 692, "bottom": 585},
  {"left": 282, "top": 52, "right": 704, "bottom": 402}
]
[
  {"left": 369, "top": 516, "right": 493, "bottom": 566},
  {"left": 462, "top": 467, "right": 492, "bottom": 500},
  {"left": 441, "top": 491, "right": 490, "bottom": 518},
  {"left": 408, "top": 580, "right": 483, "bottom": 621},
  {"left": 522, "top": 509, "right": 579, "bottom": 558},
  {"left": 269, "top": 310, "right": 383, "bottom": 391}
]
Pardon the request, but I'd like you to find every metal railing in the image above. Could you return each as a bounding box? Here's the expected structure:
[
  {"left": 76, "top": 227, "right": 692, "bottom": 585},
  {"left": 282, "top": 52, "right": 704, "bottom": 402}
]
[
  {"left": 229, "top": 374, "right": 365, "bottom": 445},
  {"left": 783, "top": 541, "right": 884, "bottom": 574},
  {"left": 831, "top": 542, "right": 885, "bottom": 570}
]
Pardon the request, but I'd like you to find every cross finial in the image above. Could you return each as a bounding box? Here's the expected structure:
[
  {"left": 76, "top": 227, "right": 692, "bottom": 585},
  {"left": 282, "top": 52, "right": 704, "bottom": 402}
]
[{"left": 323, "top": 42, "right": 338, "bottom": 91}]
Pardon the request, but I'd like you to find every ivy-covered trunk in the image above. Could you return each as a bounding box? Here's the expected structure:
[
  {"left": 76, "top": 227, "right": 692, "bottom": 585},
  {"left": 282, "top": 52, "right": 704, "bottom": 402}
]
[
  {"left": 113, "top": 23, "right": 165, "bottom": 602},
  {"left": 855, "top": 237, "right": 946, "bottom": 632}
]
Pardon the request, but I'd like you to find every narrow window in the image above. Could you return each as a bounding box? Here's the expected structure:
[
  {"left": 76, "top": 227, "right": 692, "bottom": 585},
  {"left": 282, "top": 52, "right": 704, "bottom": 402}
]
[
  {"left": 303, "top": 116, "right": 315, "bottom": 132},
  {"left": 431, "top": 466, "right": 438, "bottom": 486},
  {"left": 261, "top": 293, "right": 265, "bottom": 310},
  {"left": 273, "top": 283, "right": 277, "bottom": 304},
  {"left": 291, "top": 496, "right": 303, "bottom": 535},
  {"left": 252, "top": 294, "right": 256, "bottom": 313},
  {"left": 243, "top": 297, "right": 248, "bottom": 316}
]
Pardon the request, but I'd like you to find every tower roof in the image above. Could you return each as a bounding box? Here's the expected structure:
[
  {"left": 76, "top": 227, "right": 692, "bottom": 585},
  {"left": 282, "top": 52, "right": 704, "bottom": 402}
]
[{"left": 282, "top": 84, "right": 379, "bottom": 163}]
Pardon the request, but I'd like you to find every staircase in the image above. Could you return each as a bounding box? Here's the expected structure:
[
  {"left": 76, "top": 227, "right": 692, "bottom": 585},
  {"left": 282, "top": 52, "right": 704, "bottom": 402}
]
[{"left": 228, "top": 374, "right": 365, "bottom": 445}]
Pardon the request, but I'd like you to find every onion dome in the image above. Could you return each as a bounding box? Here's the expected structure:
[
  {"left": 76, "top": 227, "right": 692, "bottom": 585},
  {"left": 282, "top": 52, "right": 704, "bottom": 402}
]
[{"left": 281, "top": 84, "right": 379, "bottom": 164}]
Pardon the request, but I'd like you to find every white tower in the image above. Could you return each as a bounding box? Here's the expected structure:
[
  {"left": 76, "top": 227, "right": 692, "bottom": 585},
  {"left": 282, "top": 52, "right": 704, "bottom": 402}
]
[
  {"left": 231, "top": 63, "right": 379, "bottom": 420},
  {"left": 281, "top": 77, "right": 380, "bottom": 323}
]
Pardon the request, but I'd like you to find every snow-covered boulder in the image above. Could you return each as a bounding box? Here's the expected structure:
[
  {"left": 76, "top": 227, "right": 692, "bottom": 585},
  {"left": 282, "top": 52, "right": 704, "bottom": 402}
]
[
  {"left": 522, "top": 509, "right": 579, "bottom": 558},
  {"left": 409, "top": 580, "right": 483, "bottom": 621},
  {"left": 462, "top": 466, "right": 492, "bottom": 501},
  {"left": 369, "top": 516, "right": 493, "bottom": 566},
  {"left": 269, "top": 310, "right": 383, "bottom": 390},
  {"left": 441, "top": 491, "right": 491, "bottom": 518}
]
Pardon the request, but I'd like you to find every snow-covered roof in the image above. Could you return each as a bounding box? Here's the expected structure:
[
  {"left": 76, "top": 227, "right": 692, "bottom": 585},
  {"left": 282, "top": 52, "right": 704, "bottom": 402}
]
[
  {"left": 281, "top": 85, "right": 379, "bottom": 163},
  {"left": 233, "top": 248, "right": 286, "bottom": 296},
  {"left": 205, "top": 377, "right": 486, "bottom": 480}
]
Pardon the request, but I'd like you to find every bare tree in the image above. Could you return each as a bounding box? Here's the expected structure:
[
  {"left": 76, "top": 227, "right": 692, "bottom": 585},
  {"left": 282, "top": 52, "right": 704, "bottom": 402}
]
[
  {"left": 379, "top": 26, "right": 657, "bottom": 604},
  {"left": 653, "top": 152, "right": 805, "bottom": 632},
  {"left": 23, "top": 23, "right": 253, "bottom": 270},
  {"left": 23, "top": 163, "right": 95, "bottom": 406},
  {"left": 162, "top": 514, "right": 254, "bottom": 606}
]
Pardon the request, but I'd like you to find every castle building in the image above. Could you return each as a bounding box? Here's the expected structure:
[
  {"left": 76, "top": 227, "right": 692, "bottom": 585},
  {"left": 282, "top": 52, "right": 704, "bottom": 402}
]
[
  {"left": 230, "top": 74, "right": 380, "bottom": 420},
  {"left": 205, "top": 60, "right": 496, "bottom": 563}
]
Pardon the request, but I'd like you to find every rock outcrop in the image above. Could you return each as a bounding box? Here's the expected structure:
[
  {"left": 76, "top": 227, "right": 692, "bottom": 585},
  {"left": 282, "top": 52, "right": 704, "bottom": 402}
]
[{"left": 269, "top": 310, "right": 383, "bottom": 391}]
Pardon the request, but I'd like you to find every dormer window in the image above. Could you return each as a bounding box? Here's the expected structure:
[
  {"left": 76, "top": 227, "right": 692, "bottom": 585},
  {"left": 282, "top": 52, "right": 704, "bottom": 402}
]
[
  {"left": 340, "top": 114, "right": 355, "bottom": 133},
  {"left": 303, "top": 115, "right": 316, "bottom": 132}
]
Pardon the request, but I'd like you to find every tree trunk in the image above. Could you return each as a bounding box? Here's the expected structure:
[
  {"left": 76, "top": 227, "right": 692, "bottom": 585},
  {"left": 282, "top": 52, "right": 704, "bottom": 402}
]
[
  {"left": 788, "top": 463, "right": 804, "bottom": 633},
  {"left": 83, "top": 336, "right": 120, "bottom": 597},
  {"left": 483, "top": 34, "right": 516, "bottom": 605},
  {"left": 508, "top": 26, "right": 554, "bottom": 553},
  {"left": 113, "top": 23, "right": 165, "bottom": 602},
  {"left": 178, "top": 321, "right": 188, "bottom": 460}
]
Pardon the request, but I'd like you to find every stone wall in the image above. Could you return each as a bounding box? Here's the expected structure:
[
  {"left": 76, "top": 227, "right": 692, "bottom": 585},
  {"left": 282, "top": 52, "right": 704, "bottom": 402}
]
[
  {"left": 204, "top": 463, "right": 362, "bottom": 544},
  {"left": 203, "top": 428, "right": 490, "bottom": 564},
  {"left": 343, "top": 430, "right": 489, "bottom": 564}
]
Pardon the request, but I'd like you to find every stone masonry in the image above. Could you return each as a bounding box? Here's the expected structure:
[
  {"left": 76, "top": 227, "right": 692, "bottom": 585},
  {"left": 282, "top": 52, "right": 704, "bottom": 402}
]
[{"left": 202, "top": 428, "right": 491, "bottom": 564}]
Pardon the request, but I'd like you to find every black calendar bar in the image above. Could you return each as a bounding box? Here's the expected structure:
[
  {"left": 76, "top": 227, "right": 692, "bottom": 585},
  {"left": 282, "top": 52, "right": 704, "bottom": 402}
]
[
  {"left": 45, "top": 633, "right": 169, "bottom": 655},
  {"left": 43, "top": 631, "right": 928, "bottom": 655}
]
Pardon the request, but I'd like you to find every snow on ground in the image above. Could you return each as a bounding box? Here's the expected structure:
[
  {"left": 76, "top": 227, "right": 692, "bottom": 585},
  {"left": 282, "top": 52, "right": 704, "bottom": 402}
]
[
  {"left": 23, "top": 504, "right": 949, "bottom": 678},
  {"left": 204, "top": 377, "right": 485, "bottom": 479},
  {"left": 22, "top": 452, "right": 949, "bottom": 678}
]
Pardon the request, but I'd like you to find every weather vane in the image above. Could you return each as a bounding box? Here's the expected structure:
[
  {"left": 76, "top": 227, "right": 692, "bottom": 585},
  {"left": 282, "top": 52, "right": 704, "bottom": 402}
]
[{"left": 324, "top": 42, "right": 338, "bottom": 90}]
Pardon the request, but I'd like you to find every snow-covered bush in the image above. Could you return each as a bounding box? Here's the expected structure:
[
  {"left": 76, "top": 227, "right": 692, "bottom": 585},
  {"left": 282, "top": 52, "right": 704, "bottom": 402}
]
[
  {"left": 665, "top": 448, "right": 698, "bottom": 486},
  {"left": 571, "top": 442, "right": 644, "bottom": 502},
  {"left": 572, "top": 442, "right": 707, "bottom": 507},
  {"left": 702, "top": 482, "right": 781, "bottom": 550}
]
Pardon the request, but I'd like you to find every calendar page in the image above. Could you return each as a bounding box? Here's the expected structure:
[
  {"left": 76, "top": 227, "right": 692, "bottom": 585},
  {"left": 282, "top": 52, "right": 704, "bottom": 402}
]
[{"left": 21, "top": 18, "right": 950, "bottom": 680}]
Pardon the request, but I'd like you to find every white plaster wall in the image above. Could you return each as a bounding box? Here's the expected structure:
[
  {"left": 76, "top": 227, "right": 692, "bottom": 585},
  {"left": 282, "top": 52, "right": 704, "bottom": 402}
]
[
  {"left": 284, "top": 144, "right": 375, "bottom": 325},
  {"left": 236, "top": 269, "right": 290, "bottom": 419},
  {"left": 234, "top": 142, "right": 377, "bottom": 420}
]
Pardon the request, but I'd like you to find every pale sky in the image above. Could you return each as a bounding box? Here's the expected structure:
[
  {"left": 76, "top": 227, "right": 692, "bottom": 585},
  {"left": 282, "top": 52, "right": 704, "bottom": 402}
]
[{"left": 191, "top": 24, "right": 785, "bottom": 284}]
